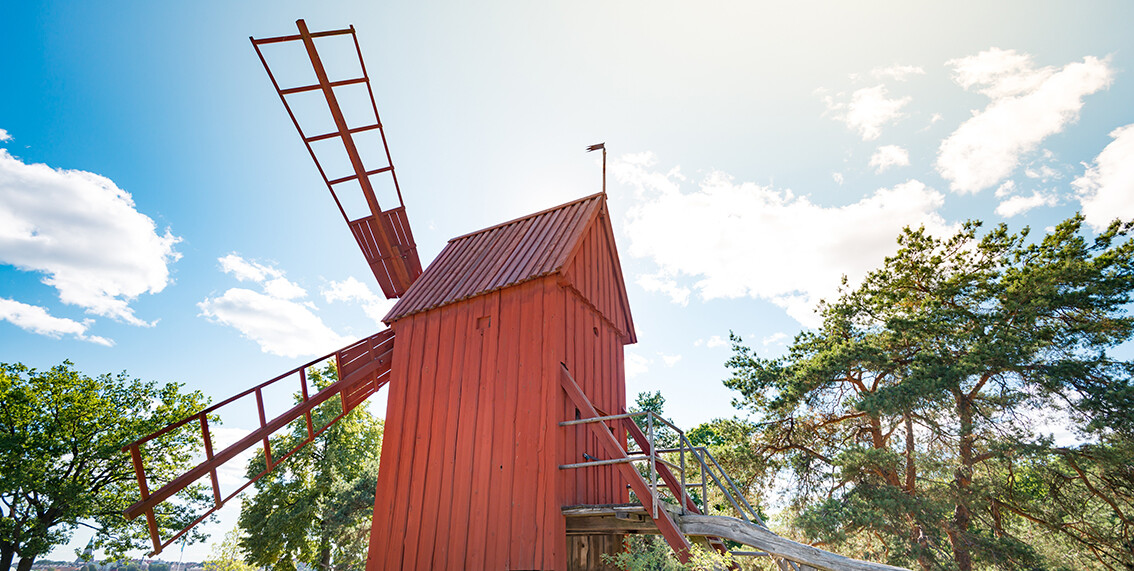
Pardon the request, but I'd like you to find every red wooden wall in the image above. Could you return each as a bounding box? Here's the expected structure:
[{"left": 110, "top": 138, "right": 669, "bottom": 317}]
[{"left": 366, "top": 199, "right": 633, "bottom": 571}]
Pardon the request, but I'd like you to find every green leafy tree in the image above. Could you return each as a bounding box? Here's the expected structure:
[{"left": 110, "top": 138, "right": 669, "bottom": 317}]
[
  {"left": 686, "top": 417, "right": 770, "bottom": 518},
  {"left": 203, "top": 528, "right": 253, "bottom": 571},
  {"left": 631, "top": 391, "right": 678, "bottom": 449},
  {"left": 601, "top": 536, "right": 736, "bottom": 571},
  {"left": 0, "top": 361, "right": 210, "bottom": 571},
  {"left": 237, "top": 364, "right": 383, "bottom": 571},
  {"left": 726, "top": 217, "right": 1134, "bottom": 570}
]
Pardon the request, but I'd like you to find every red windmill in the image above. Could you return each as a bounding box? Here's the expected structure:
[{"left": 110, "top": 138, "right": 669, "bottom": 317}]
[{"left": 122, "top": 20, "right": 906, "bottom": 571}]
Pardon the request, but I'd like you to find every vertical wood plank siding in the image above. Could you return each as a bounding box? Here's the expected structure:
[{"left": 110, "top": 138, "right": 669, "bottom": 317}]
[{"left": 367, "top": 194, "right": 633, "bottom": 571}]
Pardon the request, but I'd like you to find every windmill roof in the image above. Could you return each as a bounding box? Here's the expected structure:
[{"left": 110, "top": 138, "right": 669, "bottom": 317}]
[{"left": 383, "top": 193, "right": 608, "bottom": 324}]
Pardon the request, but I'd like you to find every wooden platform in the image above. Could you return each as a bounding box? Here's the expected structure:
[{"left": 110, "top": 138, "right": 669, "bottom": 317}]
[{"left": 562, "top": 502, "right": 673, "bottom": 535}]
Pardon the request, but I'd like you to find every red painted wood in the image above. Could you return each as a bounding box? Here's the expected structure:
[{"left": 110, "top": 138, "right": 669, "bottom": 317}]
[
  {"left": 464, "top": 291, "right": 499, "bottom": 568},
  {"left": 367, "top": 320, "right": 414, "bottom": 570},
  {"left": 483, "top": 288, "right": 518, "bottom": 570},
  {"left": 428, "top": 296, "right": 470, "bottom": 570},
  {"left": 539, "top": 278, "right": 565, "bottom": 568},
  {"left": 442, "top": 294, "right": 483, "bottom": 570},
  {"left": 511, "top": 282, "right": 542, "bottom": 567},
  {"left": 413, "top": 304, "right": 458, "bottom": 569},
  {"left": 384, "top": 312, "right": 429, "bottom": 568}
]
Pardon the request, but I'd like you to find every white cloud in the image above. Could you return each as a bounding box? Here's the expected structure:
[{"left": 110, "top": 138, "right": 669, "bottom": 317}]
[
  {"left": 635, "top": 272, "right": 691, "bottom": 306},
  {"left": 0, "top": 149, "right": 181, "bottom": 326},
  {"left": 824, "top": 85, "right": 911, "bottom": 141},
  {"left": 322, "top": 276, "right": 396, "bottom": 325},
  {"left": 832, "top": 172, "right": 844, "bottom": 185},
  {"left": 207, "top": 427, "right": 256, "bottom": 488},
  {"left": 706, "top": 335, "right": 727, "bottom": 348},
  {"left": 199, "top": 255, "right": 352, "bottom": 358},
  {"left": 1074, "top": 123, "right": 1134, "bottom": 230},
  {"left": 869, "top": 145, "right": 910, "bottom": 173},
  {"left": 995, "top": 190, "right": 1058, "bottom": 218},
  {"left": 218, "top": 254, "right": 279, "bottom": 282},
  {"left": 615, "top": 153, "right": 955, "bottom": 327},
  {"left": 658, "top": 352, "right": 682, "bottom": 367},
  {"left": 994, "top": 180, "right": 1017, "bottom": 198},
  {"left": 871, "top": 64, "right": 925, "bottom": 81},
  {"left": 0, "top": 297, "right": 113, "bottom": 346},
  {"left": 762, "top": 332, "right": 789, "bottom": 347},
  {"left": 625, "top": 352, "right": 650, "bottom": 379},
  {"left": 0, "top": 129, "right": 11, "bottom": 142},
  {"left": 936, "top": 49, "right": 1112, "bottom": 194}
]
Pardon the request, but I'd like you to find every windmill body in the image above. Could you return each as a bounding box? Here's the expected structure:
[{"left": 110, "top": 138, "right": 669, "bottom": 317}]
[{"left": 368, "top": 193, "right": 634, "bottom": 570}]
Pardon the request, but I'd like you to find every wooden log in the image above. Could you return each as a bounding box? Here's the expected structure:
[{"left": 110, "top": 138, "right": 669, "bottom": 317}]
[{"left": 677, "top": 515, "right": 910, "bottom": 571}]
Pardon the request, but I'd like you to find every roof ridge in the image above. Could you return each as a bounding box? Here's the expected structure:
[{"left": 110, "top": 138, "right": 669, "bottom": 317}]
[{"left": 446, "top": 192, "right": 605, "bottom": 243}]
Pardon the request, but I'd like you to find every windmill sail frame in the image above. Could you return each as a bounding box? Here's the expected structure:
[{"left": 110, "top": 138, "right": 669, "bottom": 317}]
[{"left": 251, "top": 20, "right": 422, "bottom": 298}]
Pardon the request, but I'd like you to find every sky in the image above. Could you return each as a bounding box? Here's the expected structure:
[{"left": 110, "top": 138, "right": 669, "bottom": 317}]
[{"left": 3, "top": 0, "right": 1134, "bottom": 562}]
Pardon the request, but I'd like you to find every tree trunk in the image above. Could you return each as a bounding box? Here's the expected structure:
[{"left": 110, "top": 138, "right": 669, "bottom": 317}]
[
  {"left": 0, "top": 542, "right": 14, "bottom": 571},
  {"left": 948, "top": 392, "right": 975, "bottom": 571},
  {"left": 903, "top": 414, "right": 932, "bottom": 571},
  {"left": 15, "top": 556, "right": 33, "bottom": 571},
  {"left": 318, "top": 517, "right": 332, "bottom": 571}
]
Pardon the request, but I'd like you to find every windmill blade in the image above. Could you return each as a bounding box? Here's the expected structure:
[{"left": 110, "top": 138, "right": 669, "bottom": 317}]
[
  {"left": 251, "top": 20, "right": 422, "bottom": 298},
  {"left": 121, "top": 329, "right": 395, "bottom": 555}
]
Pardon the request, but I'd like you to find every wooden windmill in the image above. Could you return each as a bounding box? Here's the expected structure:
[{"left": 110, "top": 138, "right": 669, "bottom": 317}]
[{"left": 122, "top": 20, "right": 907, "bottom": 571}]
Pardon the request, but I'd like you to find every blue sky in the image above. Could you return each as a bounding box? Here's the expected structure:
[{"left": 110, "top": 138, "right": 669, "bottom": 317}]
[{"left": 4, "top": 0, "right": 1134, "bottom": 561}]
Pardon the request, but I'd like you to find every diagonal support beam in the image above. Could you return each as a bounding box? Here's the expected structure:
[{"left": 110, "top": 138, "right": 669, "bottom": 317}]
[{"left": 559, "top": 364, "right": 692, "bottom": 562}]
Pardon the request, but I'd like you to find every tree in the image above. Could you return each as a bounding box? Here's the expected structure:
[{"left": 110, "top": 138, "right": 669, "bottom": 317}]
[
  {"left": 725, "top": 217, "right": 1134, "bottom": 570},
  {"left": 0, "top": 361, "right": 210, "bottom": 571},
  {"left": 237, "top": 364, "right": 383, "bottom": 571},
  {"left": 203, "top": 528, "right": 253, "bottom": 571},
  {"left": 630, "top": 391, "right": 678, "bottom": 449}
]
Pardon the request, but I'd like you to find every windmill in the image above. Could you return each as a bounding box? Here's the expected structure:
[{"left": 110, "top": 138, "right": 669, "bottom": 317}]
[{"left": 122, "top": 20, "right": 907, "bottom": 571}]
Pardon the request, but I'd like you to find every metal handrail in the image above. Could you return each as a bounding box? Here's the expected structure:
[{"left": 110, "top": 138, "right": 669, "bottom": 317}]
[
  {"left": 559, "top": 409, "right": 765, "bottom": 525},
  {"left": 559, "top": 407, "right": 798, "bottom": 568}
]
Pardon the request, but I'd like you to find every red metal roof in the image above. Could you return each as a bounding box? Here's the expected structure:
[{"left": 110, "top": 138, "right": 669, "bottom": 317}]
[{"left": 383, "top": 193, "right": 607, "bottom": 323}]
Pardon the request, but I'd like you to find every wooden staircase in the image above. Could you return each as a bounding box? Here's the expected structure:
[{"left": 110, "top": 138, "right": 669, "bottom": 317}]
[{"left": 559, "top": 364, "right": 909, "bottom": 571}]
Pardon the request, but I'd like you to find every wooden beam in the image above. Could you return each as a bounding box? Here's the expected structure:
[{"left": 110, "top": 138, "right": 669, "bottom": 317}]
[{"left": 677, "top": 515, "right": 910, "bottom": 571}]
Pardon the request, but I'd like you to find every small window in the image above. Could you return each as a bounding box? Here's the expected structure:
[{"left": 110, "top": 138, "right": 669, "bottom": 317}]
[{"left": 476, "top": 316, "right": 491, "bottom": 330}]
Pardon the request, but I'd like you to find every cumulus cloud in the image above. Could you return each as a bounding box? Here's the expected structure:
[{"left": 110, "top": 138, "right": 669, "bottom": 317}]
[
  {"left": 1074, "top": 123, "right": 1134, "bottom": 230},
  {"left": 615, "top": 153, "right": 954, "bottom": 326},
  {"left": 635, "top": 272, "right": 691, "bottom": 306},
  {"left": 994, "top": 180, "right": 1017, "bottom": 198},
  {"left": 703, "top": 335, "right": 727, "bottom": 349},
  {"left": 0, "top": 298, "right": 113, "bottom": 346},
  {"left": 199, "top": 255, "right": 352, "bottom": 358},
  {"left": 824, "top": 85, "right": 911, "bottom": 141},
  {"left": 936, "top": 49, "right": 1112, "bottom": 193},
  {"left": 762, "top": 332, "right": 790, "bottom": 347},
  {"left": 658, "top": 352, "right": 682, "bottom": 367},
  {"left": 871, "top": 64, "right": 925, "bottom": 81},
  {"left": 832, "top": 172, "right": 844, "bottom": 185},
  {"left": 625, "top": 352, "right": 650, "bottom": 379},
  {"left": 0, "top": 129, "right": 11, "bottom": 142},
  {"left": 995, "top": 190, "right": 1058, "bottom": 218},
  {"left": 869, "top": 145, "right": 911, "bottom": 173},
  {"left": 322, "top": 276, "right": 396, "bottom": 325},
  {"left": 0, "top": 149, "right": 181, "bottom": 326}
]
